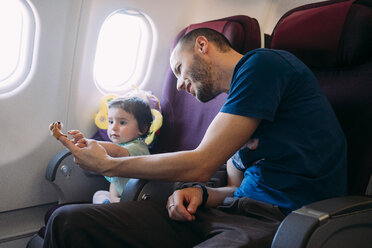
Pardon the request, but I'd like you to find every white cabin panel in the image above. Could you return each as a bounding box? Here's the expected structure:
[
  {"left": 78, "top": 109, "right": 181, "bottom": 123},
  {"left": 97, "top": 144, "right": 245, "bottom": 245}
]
[{"left": 0, "top": 0, "right": 83, "bottom": 212}]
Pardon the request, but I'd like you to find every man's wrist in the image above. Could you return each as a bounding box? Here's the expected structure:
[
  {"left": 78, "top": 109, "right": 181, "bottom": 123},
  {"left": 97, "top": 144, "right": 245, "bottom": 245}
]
[
  {"left": 181, "top": 183, "right": 209, "bottom": 207},
  {"left": 193, "top": 184, "right": 209, "bottom": 207},
  {"left": 102, "top": 155, "right": 118, "bottom": 177},
  {"left": 178, "top": 182, "right": 209, "bottom": 207}
]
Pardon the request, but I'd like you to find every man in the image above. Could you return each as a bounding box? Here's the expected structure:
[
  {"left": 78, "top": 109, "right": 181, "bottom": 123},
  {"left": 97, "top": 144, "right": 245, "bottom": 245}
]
[{"left": 44, "top": 28, "right": 347, "bottom": 247}]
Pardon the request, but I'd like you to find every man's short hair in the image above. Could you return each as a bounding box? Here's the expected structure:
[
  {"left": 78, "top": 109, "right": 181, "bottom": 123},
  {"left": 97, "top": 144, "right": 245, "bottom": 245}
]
[{"left": 178, "top": 28, "right": 232, "bottom": 52}]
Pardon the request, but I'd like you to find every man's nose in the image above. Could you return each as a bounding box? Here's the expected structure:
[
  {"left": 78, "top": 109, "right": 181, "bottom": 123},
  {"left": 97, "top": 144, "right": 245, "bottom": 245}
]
[{"left": 176, "top": 77, "right": 185, "bottom": 91}]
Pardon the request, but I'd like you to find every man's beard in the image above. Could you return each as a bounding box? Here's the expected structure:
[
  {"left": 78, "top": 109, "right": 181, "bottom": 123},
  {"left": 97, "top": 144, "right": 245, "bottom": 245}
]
[{"left": 189, "top": 54, "right": 221, "bottom": 103}]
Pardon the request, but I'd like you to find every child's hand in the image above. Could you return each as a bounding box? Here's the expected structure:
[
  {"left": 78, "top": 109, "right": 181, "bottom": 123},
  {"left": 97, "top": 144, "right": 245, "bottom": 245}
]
[
  {"left": 75, "top": 138, "right": 89, "bottom": 148},
  {"left": 68, "top": 130, "right": 89, "bottom": 148}
]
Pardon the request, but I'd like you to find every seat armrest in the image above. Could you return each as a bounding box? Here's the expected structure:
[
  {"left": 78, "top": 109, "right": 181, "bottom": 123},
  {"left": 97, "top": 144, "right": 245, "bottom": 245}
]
[
  {"left": 299, "top": 195, "right": 372, "bottom": 217},
  {"left": 120, "top": 164, "right": 228, "bottom": 204},
  {"left": 46, "top": 149, "right": 109, "bottom": 203},
  {"left": 120, "top": 179, "right": 150, "bottom": 202},
  {"left": 271, "top": 195, "right": 372, "bottom": 248},
  {"left": 120, "top": 179, "right": 176, "bottom": 205},
  {"left": 46, "top": 149, "right": 72, "bottom": 181}
]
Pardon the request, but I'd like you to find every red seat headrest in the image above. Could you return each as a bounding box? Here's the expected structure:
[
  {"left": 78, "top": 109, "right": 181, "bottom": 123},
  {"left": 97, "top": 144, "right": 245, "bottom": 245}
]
[
  {"left": 171, "top": 15, "right": 261, "bottom": 55},
  {"left": 271, "top": 0, "right": 372, "bottom": 67}
]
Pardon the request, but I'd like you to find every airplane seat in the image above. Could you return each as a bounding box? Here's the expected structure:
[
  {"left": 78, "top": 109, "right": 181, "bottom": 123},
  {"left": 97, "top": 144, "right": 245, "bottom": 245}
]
[
  {"left": 120, "top": 15, "right": 261, "bottom": 203},
  {"left": 152, "top": 15, "right": 261, "bottom": 154},
  {"left": 266, "top": 0, "right": 372, "bottom": 247},
  {"left": 26, "top": 15, "right": 261, "bottom": 248}
]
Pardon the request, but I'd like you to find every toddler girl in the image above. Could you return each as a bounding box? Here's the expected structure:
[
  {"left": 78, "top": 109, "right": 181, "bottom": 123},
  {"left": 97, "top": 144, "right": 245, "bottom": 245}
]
[{"left": 69, "top": 97, "right": 153, "bottom": 203}]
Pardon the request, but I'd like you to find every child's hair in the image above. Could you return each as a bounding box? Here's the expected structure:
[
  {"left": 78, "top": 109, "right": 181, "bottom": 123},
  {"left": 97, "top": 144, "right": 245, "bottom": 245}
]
[{"left": 108, "top": 97, "right": 153, "bottom": 137}]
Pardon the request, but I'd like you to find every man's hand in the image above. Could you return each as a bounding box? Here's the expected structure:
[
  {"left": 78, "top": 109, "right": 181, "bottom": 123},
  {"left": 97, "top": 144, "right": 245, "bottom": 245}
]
[
  {"left": 166, "top": 187, "right": 203, "bottom": 221},
  {"left": 58, "top": 135, "right": 111, "bottom": 174}
]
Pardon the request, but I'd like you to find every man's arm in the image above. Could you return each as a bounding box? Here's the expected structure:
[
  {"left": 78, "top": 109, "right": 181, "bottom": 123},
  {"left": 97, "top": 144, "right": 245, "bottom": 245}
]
[{"left": 59, "top": 112, "right": 260, "bottom": 182}]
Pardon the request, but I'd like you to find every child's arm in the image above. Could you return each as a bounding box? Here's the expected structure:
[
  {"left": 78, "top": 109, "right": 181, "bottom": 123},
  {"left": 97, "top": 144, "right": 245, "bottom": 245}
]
[
  {"left": 109, "top": 183, "right": 120, "bottom": 203},
  {"left": 97, "top": 141, "right": 130, "bottom": 157},
  {"left": 68, "top": 130, "right": 130, "bottom": 157}
]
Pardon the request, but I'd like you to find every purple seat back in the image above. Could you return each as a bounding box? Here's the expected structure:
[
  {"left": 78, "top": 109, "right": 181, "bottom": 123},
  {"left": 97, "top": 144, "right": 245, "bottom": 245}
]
[
  {"left": 270, "top": 0, "right": 372, "bottom": 195},
  {"left": 152, "top": 15, "right": 261, "bottom": 153}
]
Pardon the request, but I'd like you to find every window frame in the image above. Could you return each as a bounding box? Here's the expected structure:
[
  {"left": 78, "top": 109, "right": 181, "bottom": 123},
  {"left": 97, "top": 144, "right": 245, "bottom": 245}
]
[
  {"left": 93, "top": 9, "right": 153, "bottom": 94},
  {"left": 0, "top": 0, "right": 36, "bottom": 95}
]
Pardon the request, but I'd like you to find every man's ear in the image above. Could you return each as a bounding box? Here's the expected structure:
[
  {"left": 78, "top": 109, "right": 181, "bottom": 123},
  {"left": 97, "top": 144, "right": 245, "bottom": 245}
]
[{"left": 195, "top": 36, "right": 208, "bottom": 54}]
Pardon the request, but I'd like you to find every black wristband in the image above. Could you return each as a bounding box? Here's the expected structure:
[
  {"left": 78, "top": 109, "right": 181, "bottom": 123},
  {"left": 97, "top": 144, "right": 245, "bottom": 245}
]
[
  {"left": 178, "top": 182, "right": 209, "bottom": 207},
  {"left": 192, "top": 183, "right": 209, "bottom": 207}
]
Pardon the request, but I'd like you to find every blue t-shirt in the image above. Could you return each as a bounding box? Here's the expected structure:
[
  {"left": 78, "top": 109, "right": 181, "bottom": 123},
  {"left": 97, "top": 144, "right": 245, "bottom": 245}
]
[{"left": 220, "top": 48, "right": 347, "bottom": 214}]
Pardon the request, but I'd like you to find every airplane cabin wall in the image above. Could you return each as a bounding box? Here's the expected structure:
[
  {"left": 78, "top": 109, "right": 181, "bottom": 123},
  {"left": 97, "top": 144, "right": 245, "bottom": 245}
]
[
  {"left": 0, "top": 0, "right": 83, "bottom": 212},
  {"left": 0, "top": 0, "right": 323, "bottom": 212}
]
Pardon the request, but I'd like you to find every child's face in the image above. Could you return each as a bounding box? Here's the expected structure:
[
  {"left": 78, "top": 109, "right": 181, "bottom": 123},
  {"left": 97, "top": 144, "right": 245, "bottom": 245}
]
[{"left": 107, "top": 107, "right": 143, "bottom": 144}]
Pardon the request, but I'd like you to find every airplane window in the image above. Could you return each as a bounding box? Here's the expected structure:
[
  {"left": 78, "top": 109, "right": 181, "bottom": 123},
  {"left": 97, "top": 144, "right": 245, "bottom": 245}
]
[
  {"left": 94, "top": 9, "right": 153, "bottom": 93},
  {"left": 0, "top": 0, "right": 35, "bottom": 94}
]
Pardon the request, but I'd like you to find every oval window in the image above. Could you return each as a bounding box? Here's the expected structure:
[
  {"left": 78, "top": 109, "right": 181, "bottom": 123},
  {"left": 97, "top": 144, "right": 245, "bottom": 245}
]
[
  {"left": 94, "top": 9, "right": 153, "bottom": 93},
  {"left": 0, "top": 0, "right": 35, "bottom": 94}
]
